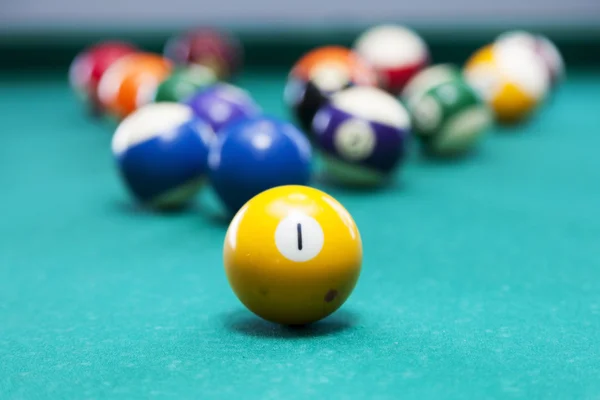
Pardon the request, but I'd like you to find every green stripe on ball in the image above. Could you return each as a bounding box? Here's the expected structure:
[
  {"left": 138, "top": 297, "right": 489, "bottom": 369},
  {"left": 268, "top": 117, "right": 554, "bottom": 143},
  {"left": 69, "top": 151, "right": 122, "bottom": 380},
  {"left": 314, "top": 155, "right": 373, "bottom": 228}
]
[
  {"left": 153, "top": 65, "right": 218, "bottom": 103},
  {"left": 411, "top": 80, "right": 492, "bottom": 157}
]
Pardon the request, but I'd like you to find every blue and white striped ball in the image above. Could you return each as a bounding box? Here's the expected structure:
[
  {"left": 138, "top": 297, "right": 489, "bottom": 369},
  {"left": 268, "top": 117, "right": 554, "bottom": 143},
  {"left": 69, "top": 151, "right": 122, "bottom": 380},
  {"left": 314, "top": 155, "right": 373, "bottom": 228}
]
[{"left": 112, "top": 102, "right": 215, "bottom": 209}]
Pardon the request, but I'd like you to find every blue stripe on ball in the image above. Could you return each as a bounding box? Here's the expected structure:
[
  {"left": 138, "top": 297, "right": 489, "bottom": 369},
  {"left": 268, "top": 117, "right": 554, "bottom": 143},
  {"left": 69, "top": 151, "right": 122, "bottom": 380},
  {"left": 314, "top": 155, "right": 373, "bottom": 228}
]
[{"left": 117, "top": 119, "right": 213, "bottom": 205}]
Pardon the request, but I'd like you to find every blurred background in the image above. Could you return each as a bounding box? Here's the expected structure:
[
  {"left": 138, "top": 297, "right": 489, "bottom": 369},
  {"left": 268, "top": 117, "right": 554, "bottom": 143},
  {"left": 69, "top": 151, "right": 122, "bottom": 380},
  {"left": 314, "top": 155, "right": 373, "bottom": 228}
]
[
  {"left": 1, "top": 0, "right": 599, "bottom": 31},
  {"left": 1, "top": 0, "right": 599, "bottom": 70}
]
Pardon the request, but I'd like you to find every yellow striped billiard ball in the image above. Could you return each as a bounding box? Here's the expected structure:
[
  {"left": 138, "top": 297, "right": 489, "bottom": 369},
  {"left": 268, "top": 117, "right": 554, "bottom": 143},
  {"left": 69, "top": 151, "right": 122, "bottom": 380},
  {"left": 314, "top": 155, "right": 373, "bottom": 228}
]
[
  {"left": 223, "top": 185, "right": 362, "bottom": 325},
  {"left": 463, "top": 42, "right": 550, "bottom": 124}
]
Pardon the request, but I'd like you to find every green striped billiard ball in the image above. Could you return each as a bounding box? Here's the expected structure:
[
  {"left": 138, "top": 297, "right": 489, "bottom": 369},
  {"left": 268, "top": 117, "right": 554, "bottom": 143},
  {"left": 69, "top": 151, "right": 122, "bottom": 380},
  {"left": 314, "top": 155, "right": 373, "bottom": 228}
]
[
  {"left": 410, "top": 80, "right": 493, "bottom": 156},
  {"left": 153, "top": 65, "right": 218, "bottom": 103},
  {"left": 401, "top": 63, "right": 463, "bottom": 109}
]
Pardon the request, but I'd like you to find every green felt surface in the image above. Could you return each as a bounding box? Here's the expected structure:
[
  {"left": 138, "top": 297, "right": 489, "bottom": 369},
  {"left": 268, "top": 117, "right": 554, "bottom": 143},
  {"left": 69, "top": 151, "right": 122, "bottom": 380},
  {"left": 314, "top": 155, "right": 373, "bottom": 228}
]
[{"left": 1, "top": 69, "right": 600, "bottom": 399}]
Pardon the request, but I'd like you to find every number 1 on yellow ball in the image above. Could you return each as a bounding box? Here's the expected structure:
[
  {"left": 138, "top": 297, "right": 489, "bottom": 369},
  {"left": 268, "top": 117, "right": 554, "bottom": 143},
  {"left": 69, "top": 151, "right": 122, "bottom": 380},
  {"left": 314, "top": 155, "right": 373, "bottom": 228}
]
[{"left": 223, "top": 185, "right": 363, "bottom": 326}]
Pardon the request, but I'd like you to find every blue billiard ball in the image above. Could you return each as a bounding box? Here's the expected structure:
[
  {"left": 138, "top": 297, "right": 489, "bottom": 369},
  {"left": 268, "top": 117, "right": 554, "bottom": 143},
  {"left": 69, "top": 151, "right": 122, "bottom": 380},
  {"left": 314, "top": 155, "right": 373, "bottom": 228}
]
[
  {"left": 186, "top": 83, "right": 261, "bottom": 134},
  {"left": 208, "top": 116, "right": 313, "bottom": 214},
  {"left": 112, "top": 103, "right": 215, "bottom": 209}
]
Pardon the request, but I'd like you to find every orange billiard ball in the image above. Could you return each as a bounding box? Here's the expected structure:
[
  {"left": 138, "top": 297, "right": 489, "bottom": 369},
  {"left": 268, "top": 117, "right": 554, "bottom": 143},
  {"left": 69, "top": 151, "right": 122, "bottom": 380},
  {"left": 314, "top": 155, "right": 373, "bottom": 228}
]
[
  {"left": 223, "top": 185, "right": 363, "bottom": 325},
  {"left": 69, "top": 41, "right": 137, "bottom": 114},
  {"left": 97, "top": 52, "right": 173, "bottom": 120},
  {"left": 284, "top": 46, "right": 377, "bottom": 137}
]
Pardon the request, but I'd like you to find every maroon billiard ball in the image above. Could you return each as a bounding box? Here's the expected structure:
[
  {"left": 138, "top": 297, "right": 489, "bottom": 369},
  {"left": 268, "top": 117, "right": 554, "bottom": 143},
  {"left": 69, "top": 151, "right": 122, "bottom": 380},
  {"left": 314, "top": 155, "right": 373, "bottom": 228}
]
[
  {"left": 69, "top": 41, "right": 138, "bottom": 115},
  {"left": 163, "top": 28, "right": 243, "bottom": 80}
]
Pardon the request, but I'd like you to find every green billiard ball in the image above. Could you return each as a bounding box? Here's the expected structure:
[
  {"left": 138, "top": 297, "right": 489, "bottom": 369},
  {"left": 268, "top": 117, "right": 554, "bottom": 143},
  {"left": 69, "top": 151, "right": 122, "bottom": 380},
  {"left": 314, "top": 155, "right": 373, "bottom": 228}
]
[
  {"left": 410, "top": 80, "right": 493, "bottom": 156},
  {"left": 401, "top": 63, "right": 463, "bottom": 109},
  {"left": 153, "top": 65, "right": 218, "bottom": 103}
]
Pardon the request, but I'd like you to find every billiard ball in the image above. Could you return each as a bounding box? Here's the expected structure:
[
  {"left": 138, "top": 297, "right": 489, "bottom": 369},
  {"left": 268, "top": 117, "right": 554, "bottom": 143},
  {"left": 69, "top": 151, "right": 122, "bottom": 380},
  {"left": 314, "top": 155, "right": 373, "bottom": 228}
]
[
  {"left": 495, "top": 30, "right": 564, "bottom": 89},
  {"left": 463, "top": 42, "right": 550, "bottom": 124},
  {"left": 223, "top": 185, "right": 362, "bottom": 325},
  {"left": 311, "top": 86, "right": 411, "bottom": 186},
  {"left": 186, "top": 83, "right": 261, "bottom": 134},
  {"left": 401, "top": 63, "right": 463, "bottom": 108},
  {"left": 208, "top": 116, "right": 312, "bottom": 215},
  {"left": 353, "top": 24, "right": 430, "bottom": 94},
  {"left": 112, "top": 103, "right": 214, "bottom": 209},
  {"left": 163, "top": 28, "right": 243, "bottom": 80},
  {"left": 153, "top": 65, "right": 218, "bottom": 103},
  {"left": 98, "top": 53, "right": 173, "bottom": 120},
  {"left": 68, "top": 41, "right": 137, "bottom": 114},
  {"left": 284, "top": 46, "right": 377, "bottom": 138},
  {"left": 409, "top": 80, "right": 492, "bottom": 156}
]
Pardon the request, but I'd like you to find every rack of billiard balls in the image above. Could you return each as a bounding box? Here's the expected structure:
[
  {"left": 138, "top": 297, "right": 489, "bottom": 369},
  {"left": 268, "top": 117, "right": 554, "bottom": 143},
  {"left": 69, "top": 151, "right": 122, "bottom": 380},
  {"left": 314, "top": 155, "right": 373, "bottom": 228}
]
[{"left": 69, "top": 25, "right": 564, "bottom": 326}]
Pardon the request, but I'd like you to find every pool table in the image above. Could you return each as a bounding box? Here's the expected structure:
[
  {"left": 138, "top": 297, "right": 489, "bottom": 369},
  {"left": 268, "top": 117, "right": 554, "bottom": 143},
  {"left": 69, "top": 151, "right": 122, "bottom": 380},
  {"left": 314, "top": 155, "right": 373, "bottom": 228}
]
[{"left": 2, "top": 28, "right": 600, "bottom": 399}]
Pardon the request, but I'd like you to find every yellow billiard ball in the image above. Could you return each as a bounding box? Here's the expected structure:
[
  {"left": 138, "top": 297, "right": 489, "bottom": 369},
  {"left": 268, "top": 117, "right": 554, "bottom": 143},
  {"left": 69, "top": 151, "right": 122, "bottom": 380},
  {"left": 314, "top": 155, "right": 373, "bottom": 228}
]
[
  {"left": 223, "top": 185, "right": 362, "bottom": 325},
  {"left": 463, "top": 42, "right": 550, "bottom": 124}
]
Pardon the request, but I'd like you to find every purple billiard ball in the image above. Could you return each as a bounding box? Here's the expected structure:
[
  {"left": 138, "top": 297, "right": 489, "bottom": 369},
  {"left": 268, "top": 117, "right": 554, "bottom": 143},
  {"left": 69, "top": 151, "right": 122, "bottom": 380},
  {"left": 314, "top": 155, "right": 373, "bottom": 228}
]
[
  {"left": 186, "top": 83, "right": 261, "bottom": 134},
  {"left": 311, "top": 86, "right": 411, "bottom": 186}
]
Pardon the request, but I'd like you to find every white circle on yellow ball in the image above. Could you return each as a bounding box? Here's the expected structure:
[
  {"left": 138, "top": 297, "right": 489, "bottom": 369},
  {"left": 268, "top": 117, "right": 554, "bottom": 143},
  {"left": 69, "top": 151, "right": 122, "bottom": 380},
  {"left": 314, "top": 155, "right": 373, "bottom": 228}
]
[
  {"left": 275, "top": 212, "right": 325, "bottom": 262},
  {"left": 223, "top": 185, "right": 363, "bottom": 326},
  {"left": 333, "top": 118, "right": 376, "bottom": 161}
]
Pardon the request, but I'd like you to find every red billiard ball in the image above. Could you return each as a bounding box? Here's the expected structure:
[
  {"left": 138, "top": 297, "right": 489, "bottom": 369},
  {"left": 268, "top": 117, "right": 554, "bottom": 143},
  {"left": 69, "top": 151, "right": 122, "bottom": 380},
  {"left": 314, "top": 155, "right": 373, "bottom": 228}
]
[
  {"left": 69, "top": 41, "right": 138, "bottom": 114},
  {"left": 354, "top": 24, "right": 430, "bottom": 94},
  {"left": 163, "top": 28, "right": 243, "bottom": 80}
]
